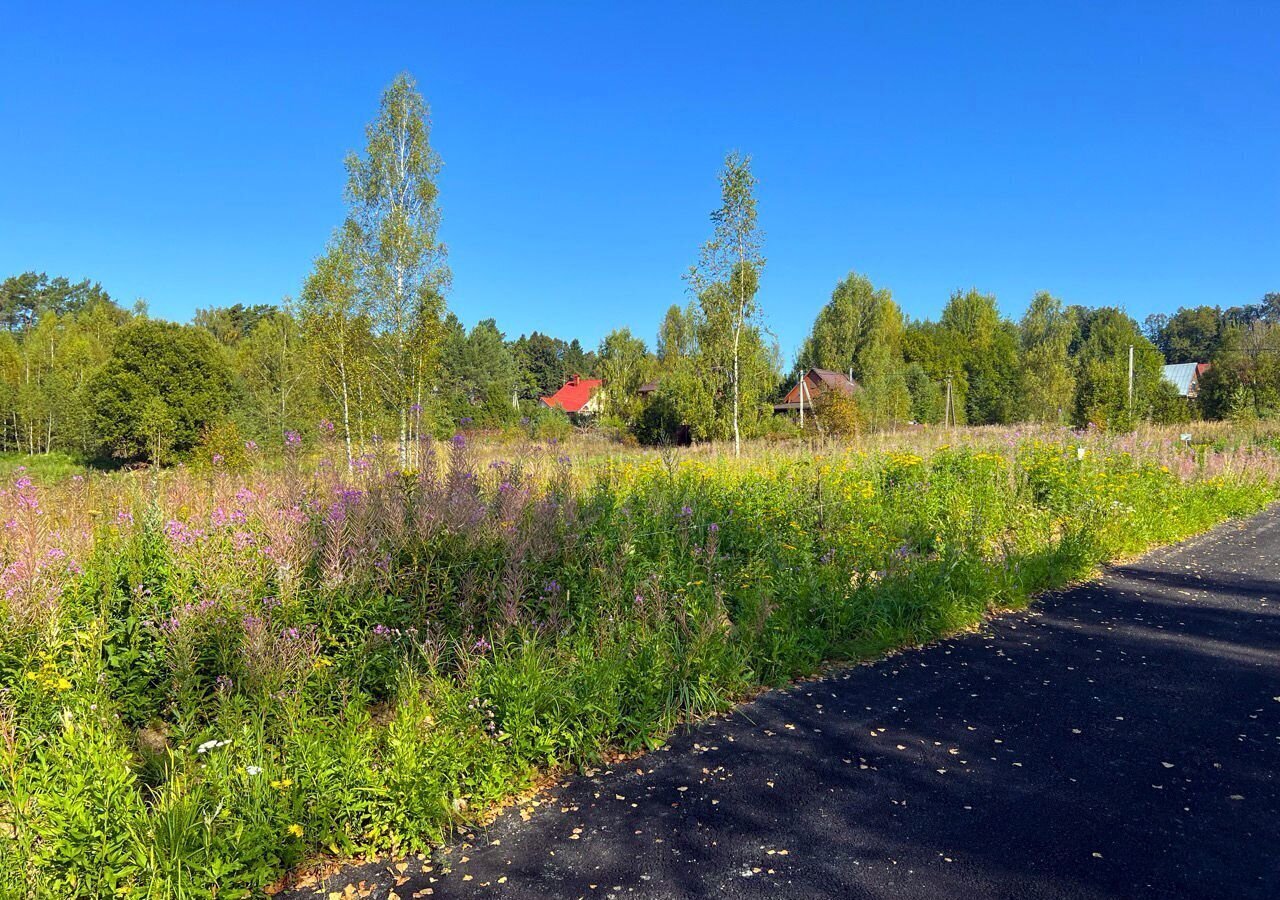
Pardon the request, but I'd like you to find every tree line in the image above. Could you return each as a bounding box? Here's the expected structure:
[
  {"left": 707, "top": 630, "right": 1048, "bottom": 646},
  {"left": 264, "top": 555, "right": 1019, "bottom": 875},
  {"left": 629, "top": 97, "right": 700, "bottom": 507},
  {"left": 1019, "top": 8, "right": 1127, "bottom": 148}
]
[{"left": 2, "top": 72, "right": 1276, "bottom": 465}]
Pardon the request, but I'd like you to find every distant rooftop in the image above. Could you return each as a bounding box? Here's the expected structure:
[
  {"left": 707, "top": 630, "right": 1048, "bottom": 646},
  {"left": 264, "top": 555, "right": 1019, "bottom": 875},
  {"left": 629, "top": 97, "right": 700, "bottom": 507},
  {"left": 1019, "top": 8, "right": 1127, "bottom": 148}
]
[{"left": 1161, "top": 362, "right": 1201, "bottom": 397}]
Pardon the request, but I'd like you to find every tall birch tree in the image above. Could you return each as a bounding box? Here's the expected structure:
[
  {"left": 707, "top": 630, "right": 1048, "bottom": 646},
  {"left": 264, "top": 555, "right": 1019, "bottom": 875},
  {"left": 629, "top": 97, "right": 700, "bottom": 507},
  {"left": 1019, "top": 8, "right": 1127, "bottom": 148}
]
[
  {"left": 687, "top": 152, "right": 765, "bottom": 456},
  {"left": 344, "top": 73, "right": 450, "bottom": 466}
]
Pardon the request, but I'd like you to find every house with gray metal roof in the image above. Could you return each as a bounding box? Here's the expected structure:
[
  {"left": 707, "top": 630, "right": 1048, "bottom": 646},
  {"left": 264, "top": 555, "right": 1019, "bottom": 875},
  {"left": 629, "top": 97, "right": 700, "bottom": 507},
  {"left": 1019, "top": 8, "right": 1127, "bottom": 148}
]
[{"left": 1161, "top": 362, "right": 1210, "bottom": 398}]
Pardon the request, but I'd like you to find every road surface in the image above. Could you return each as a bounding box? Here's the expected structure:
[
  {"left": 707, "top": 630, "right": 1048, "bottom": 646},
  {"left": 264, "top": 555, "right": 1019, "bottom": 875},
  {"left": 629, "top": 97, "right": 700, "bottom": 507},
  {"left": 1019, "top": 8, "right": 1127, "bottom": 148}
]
[{"left": 289, "top": 508, "right": 1280, "bottom": 899}]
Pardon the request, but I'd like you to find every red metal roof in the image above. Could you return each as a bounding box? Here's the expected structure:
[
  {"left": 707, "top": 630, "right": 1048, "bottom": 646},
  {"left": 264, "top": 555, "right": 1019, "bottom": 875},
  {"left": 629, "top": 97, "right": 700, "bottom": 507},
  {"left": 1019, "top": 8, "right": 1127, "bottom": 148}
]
[{"left": 540, "top": 375, "right": 603, "bottom": 413}]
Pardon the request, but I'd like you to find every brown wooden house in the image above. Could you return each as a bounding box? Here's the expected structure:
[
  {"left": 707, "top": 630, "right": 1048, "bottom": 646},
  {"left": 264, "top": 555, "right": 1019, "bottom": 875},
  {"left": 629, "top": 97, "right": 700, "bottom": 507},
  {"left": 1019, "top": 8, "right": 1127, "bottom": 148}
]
[{"left": 774, "top": 368, "right": 859, "bottom": 415}]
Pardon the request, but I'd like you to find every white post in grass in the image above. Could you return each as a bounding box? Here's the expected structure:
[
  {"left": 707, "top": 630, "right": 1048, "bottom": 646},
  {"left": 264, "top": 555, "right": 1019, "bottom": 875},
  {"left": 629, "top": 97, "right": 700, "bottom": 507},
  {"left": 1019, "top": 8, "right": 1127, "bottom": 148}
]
[{"left": 1127, "top": 344, "right": 1135, "bottom": 411}]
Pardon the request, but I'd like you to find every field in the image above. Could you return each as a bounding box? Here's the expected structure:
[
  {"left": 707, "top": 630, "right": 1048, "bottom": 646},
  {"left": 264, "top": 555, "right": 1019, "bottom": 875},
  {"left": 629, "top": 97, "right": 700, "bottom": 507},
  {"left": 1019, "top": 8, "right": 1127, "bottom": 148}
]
[{"left": 1, "top": 424, "right": 1278, "bottom": 898}]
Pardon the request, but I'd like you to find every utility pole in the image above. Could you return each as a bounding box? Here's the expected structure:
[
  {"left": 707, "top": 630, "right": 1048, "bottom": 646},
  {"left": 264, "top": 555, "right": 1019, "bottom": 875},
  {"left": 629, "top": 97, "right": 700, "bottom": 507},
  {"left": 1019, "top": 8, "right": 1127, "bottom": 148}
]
[
  {"left": 799, "top": 376, "right": 807, "bottom": 429},
  {"left": 945, "top": 376, "right": 953, "bottom": 429},
  {"left": 1127, "top": 344, "right": 1135, "bottom": 410}
]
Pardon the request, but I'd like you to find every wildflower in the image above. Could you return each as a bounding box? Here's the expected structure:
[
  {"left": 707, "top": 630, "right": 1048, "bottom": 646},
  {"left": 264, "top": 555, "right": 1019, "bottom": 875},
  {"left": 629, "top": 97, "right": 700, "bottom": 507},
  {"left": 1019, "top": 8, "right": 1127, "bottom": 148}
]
[
  {"left": 211, "top": 453, "right": 225, "bottom": 466},
  {"left": 245, "top": 765, "right": 263, "bottom": 776},
  {"left": 707, "top": 523, "right": 720, "bottom": 534},
  {"left": 244, "top": 440, "right": 258, "bottom": 452},
  {"left": 318, "top": 419, "right": 335, "bottom": 434},
  {"left": 284, "top": 430, "right": 302, "bottom": 447},
  {"left": 473, "top": 636, "right": 492, "bottom": 653},
  {"left": 270, "top": 778, "right": 293, "bottom": 790},
  {"left": 451, "top": 433, "right": 467, "bottom": 448},
  {"left": 287, "top": 824, "right": 304, "bottom": 838},
  {"left": 679, "top": 505, "right": 693, "bottom": 518},
  {"left": 197, "top": 739, "right": 231, "bottom": 754},
  {"left": 215, "top": 674, "right": 233, "bottom": 693}
]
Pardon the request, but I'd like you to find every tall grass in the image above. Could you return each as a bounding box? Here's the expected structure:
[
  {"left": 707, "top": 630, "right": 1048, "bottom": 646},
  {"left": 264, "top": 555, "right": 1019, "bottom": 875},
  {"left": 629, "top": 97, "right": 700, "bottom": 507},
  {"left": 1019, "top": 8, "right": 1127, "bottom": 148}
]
[{"left": 0, "top": 429, "right": 1276, "bottom": 898}]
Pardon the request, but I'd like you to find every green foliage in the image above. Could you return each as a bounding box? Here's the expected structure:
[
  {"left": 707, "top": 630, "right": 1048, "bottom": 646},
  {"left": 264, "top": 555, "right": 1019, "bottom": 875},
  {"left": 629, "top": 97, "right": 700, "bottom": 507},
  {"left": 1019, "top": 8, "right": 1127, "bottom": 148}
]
[
  {"left": 1144, "top": 305, "right": 1223, "bottom": 364},
  {"left": 344, "top": 72, "right": 451, "bottom": 460},
  {"left": 1072, "top": 307, "right": 1164, "bottom": 429},
  {"left": 686, "top": 152, "right": 767, "bottom": 454},
  {"left": 938, "top": 289, "right": 1021, "bottom": 425},
  {"left": 1199, "top": 321, "right": 1280, "bottom": 420},
  {"left": 596, "top": 328, "right": 654, "bottom": 424},
  {"left": 1018, "top": 291, "right": 1076, "bottom": 423},
  {"left": 89, "top": 320, "right": 236, "bottom": 463},
  {"left": 796, "top": 273, "right": 911, "bottom": 429}
]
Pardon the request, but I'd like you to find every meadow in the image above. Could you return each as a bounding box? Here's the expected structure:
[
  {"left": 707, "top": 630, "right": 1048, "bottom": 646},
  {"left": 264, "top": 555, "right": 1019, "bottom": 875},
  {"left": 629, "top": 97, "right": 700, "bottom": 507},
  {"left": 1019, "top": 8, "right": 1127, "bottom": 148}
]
[{"left": 1, "top": 424, "right": 1278, "bottom": 898}]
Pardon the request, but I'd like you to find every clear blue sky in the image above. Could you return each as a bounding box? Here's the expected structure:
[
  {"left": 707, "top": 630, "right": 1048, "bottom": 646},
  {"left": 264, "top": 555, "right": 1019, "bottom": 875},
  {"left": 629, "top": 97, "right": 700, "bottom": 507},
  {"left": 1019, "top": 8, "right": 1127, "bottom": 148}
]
[{"left": 2, "top": 2, "right": 1277, "bottom": 361}]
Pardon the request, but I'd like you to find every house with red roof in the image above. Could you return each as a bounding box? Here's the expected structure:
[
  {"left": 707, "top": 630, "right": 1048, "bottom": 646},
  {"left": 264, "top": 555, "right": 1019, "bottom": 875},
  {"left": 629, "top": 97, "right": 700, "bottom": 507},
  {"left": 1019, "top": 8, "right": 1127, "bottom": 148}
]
[{"left": 540, "top": 374, "right": 604, "bottom": 415}]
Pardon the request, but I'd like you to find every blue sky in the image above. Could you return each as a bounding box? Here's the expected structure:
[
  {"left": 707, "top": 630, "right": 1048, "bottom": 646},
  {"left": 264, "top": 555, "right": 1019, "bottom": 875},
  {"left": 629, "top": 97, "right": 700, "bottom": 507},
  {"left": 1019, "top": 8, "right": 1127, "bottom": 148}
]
[{"left": 2, "top": 2, "right": 1277, "bottom": 361}]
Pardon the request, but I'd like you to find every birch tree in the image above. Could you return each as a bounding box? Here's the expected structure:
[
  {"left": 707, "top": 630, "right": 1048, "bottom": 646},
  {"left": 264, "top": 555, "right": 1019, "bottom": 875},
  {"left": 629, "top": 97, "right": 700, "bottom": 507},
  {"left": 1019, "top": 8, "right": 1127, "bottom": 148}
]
[
  {"left": 344, "top": 73, "right": 451, "bottom": 466},
  {"left": 300, "top": 238, "right": 365, "bottom": 469},
  {"left": 687, "top": 152, "right": 765, "bottom": 456}
]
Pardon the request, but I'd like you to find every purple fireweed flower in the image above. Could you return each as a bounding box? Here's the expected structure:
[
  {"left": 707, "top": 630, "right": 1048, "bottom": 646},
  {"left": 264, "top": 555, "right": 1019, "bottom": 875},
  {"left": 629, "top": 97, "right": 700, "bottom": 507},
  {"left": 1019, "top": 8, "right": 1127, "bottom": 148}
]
[
  {"left": 473, "top": 636, "right": 492, "bottom": 653},
  {"left": 543, "top": 579, "right": 560, "bottom": 595},
  {"left": 319, "top": 419, "right": 335, "bottom": 434},
  {"left": 451, "top": 433, "right": 466, "bottom": 448},
  {"left": 281, "top": 627, "right": 301, "bottom": 641},
  {"left": 409, "top": 403, "right": 422, "bottom": 414},
  {"left": 215, "top": 674, "right": 233, "bottom": 693},
  {"left": 212, "top": 453, "right": 225, "bottom": 466},
  {"left": 372, "top": 623, "right": 392, "bottom": 637},
  {"left": 244, "top": 440, "right": 258, "bottom": 452},
  {"left": 115, "top": 510, "right": 134, "bottom": 526},
  {"left": 679, "top": 505, "right": 693, "bottom": 518},
  {"left": 460, "top": 416, "right": 474, "bottom": 426},
  {"left": 284, "top": 431, "right": 302, "bottom": 447},
  {"left": 707, "top": 523, "right": 720, "bottom": 534},
  {"left": 556, "top": 455, "right": 571, "bottom": 465}
]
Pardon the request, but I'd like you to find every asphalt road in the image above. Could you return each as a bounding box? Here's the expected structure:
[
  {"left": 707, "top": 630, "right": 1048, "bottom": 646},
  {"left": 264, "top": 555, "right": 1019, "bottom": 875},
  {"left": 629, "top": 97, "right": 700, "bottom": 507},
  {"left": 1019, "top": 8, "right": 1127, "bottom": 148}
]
[{"left": 290, "top": 508, "right": 1280, "bottom": 900}]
